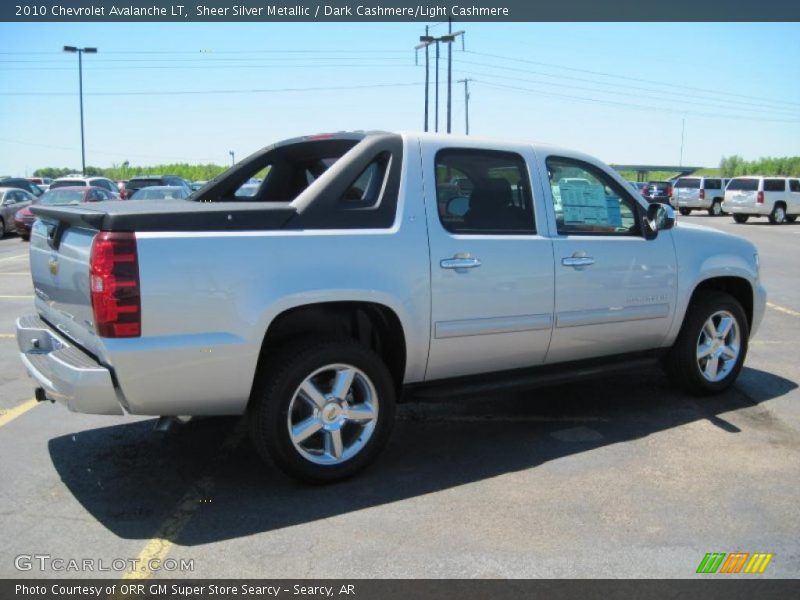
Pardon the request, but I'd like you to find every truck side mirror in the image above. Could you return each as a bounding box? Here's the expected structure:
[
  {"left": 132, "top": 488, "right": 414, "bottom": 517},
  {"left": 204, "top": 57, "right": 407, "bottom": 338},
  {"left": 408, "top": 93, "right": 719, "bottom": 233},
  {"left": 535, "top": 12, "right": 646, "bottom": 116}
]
[{"left": 644, "top": 203, "right": 675, "bottom": 239}]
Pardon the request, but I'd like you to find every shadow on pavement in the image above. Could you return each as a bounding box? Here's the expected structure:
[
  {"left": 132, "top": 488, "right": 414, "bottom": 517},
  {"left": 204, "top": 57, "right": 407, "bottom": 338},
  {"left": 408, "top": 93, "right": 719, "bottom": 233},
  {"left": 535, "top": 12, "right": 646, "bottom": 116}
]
[{"left": 48, "top": 366, "right": 797, "bottom": 546}]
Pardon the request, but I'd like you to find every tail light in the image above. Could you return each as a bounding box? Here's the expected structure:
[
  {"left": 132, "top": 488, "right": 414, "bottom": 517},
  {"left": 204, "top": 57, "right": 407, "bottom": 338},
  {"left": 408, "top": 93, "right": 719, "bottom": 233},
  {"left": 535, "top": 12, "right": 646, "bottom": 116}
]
[
  {"left": 699, "top": 189, "right": 705, "bottom": 200},
  {"left": 757, "top": 191, "right": 764, "bottom": 204},
  {"left": 666, "top": 186, "right": 673, "bottom": 197},
  {"left": 89, "top": 232, "right": 141, "bottom": 337}
]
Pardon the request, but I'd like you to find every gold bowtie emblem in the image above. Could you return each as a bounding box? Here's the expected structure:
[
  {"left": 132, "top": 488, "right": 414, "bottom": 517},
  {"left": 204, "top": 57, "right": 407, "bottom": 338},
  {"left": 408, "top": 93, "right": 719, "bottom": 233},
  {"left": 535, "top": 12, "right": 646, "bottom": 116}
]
[{"left": 48, "top": 257, "right": 58, "bottom": 275}]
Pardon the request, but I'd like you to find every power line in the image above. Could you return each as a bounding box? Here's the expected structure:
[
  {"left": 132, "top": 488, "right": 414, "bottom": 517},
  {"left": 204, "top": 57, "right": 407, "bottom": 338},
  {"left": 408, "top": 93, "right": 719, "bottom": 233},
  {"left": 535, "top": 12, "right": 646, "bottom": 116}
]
[
  {"left": 465, "top": 49, "right": 800, "bottom": 110},
  {"left": 474, "top": 80, "right": 800, "bottom": 124},
  {"left": 0, "top": 81, "right": 424, "bottom": 97},
  {"left": 0, "top": 136, "right": 218, "bottom": 162}
]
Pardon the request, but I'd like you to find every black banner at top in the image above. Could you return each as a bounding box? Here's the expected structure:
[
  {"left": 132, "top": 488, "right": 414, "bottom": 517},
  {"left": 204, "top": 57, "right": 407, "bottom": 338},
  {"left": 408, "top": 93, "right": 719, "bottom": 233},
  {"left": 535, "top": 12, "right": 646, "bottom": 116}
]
[{"left": 3, "top": 0, "right": 800, "bottom": 22}]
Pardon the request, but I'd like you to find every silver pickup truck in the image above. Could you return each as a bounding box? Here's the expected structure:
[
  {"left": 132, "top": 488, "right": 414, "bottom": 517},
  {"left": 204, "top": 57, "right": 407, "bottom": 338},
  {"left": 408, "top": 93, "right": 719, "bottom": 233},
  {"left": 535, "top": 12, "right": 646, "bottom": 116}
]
[{"left": 17, "top": 131, "right": 766, "bottom": 481}]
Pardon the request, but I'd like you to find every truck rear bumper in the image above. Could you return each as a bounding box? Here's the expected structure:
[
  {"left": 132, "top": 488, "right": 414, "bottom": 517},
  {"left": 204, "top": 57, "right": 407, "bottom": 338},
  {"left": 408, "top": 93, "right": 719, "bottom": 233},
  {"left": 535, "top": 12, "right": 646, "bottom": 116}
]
[{"left": 16, "top": 315, "right": 124, "bottom": 415}]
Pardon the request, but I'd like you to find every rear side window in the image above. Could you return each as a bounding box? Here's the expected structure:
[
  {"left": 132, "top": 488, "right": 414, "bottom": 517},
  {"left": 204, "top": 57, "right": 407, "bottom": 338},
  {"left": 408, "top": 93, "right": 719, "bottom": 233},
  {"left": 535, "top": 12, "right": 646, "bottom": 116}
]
[
  {"left": 790, "top": 180, "right": 800, "bottom": 193},
  {"left": 675, "top": 178, "right": 700, "bottom": 189},
  {"left": 435, "top": 149, "right": 535, "bottom": 235},
  {"left": 704, "top": 179, "right": 721, "bottom": 189},
  {"left": 764, "top": 179, "right": 785, "bottom": 192},
  {"left": 727, "top": 179, "right": 759, "bottom": 191}
]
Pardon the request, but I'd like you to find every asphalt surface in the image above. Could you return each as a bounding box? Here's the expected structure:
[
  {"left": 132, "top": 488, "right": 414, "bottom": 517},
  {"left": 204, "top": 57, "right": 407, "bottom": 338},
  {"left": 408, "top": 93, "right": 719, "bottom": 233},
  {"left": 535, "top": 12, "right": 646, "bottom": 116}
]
[{"left": 0, "top": 214, "right": 798, "bottom": 579}]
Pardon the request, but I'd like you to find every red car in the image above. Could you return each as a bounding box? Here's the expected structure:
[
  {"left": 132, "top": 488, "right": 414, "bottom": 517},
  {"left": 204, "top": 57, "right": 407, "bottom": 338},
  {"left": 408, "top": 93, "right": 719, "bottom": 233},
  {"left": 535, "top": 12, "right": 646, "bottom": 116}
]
[{"left": 14, "top": 186, "right": 118, "bottom": 241}]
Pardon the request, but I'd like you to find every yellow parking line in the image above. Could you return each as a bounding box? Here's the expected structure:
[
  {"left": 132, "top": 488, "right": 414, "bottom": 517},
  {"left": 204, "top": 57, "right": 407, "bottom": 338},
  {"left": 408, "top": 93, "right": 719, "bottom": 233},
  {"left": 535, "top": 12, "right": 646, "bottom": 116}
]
[
  {"left": 0, "top": 399, "right": 38, "bottom": 428},
  {"left": 0, "top": 334, "right": 15, "bottom": 339},
  {"left": 768, "top": 302, "right": 800, "bottom": 318},
  {"left": 0, "top": 272, "right": 29, "bottom": 275},
  {"left": 0, "top": 254, "right": 27, "bottom": 262},
  {"left": 122, "top": 429, "right": 243, "bottom": 579}
]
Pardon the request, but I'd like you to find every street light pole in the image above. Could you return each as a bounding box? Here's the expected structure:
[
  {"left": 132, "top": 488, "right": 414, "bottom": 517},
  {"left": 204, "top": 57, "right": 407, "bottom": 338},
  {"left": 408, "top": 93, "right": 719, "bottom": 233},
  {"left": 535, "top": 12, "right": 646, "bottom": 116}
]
[
  {"left": 229, "top": 150, "right": 235, "bottom": 166},
  {"left": 63, "top": 46, "right": 97, "bottom": 175}
]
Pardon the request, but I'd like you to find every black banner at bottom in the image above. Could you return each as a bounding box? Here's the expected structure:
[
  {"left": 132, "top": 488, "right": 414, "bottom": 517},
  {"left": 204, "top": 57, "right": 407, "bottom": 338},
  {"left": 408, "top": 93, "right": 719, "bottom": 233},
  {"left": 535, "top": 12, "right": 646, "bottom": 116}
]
[{"left": 3, "top": 579, "right": 800, "bottom": 600}]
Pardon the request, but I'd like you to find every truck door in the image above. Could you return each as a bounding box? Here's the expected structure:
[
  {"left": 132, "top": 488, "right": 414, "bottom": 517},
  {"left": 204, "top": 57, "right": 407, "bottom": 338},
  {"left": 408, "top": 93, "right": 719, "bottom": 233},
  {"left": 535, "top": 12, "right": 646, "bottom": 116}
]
[
  {"left": 539, "top": 154, "right": 678, "bottom": 364},
  {"left": 422, "top": 141, "right": 555, "bottom": 381}
]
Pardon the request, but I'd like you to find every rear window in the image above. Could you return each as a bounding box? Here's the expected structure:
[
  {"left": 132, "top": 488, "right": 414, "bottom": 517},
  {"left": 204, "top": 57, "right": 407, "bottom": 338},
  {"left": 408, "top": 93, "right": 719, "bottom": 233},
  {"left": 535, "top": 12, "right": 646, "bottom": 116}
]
[
  {"left": 675, "top": 178, "right": 700, "bottom": 189},
  {"left": 649, "top": 182, "right": 670, "bottom": 192},
  {"left": 726, "top": 178, "right": 759, "bottom": 192},
  {"left": 50, "top": 180, "right": 87, "bottom": 190},
  {"left": 40, "top": 190, "right": 85, "bottom": 205},
  {"left": 764, "top": 179, "right": 785, "bottom": 192}
]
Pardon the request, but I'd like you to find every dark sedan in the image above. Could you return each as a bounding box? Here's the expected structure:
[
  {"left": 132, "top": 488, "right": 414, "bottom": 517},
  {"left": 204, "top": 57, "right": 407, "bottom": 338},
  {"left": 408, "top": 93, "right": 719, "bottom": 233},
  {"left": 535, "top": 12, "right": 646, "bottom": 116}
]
[{"left": 643, "top": 181, "right": 673, "bottom": 204}]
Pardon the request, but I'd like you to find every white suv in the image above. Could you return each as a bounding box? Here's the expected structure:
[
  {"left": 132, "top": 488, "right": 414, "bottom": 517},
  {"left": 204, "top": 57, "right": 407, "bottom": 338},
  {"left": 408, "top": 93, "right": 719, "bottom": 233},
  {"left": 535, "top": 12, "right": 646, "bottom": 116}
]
[
  {"left": 723, "top": 176, "right": 800, "bottom": 224},
  {"left": 49, "top": 175, "right": 120, "bottom": 198},
  {"left": 672, "top": 176, "right": 729, "bottom": 216}
]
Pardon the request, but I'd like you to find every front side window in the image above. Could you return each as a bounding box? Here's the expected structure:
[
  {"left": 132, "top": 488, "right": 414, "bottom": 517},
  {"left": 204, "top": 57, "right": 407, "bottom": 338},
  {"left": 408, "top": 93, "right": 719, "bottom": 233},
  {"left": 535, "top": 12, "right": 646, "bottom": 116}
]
[
  {"left": 546, "top": 156, "right": 639, "bottom": 235},
  {"left": 435, "top": 148, "right": 535, "bottom": 235}
]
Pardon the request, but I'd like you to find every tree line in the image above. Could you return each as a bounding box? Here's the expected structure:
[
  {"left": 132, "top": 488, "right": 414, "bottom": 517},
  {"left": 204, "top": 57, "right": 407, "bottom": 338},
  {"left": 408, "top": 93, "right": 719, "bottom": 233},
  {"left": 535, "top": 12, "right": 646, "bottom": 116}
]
[
  {"left": 719, "top": 155, "right": 800, "bottom": 177},
  {"left": 33, "top": 161, "right": 228, "bottom": 182}
]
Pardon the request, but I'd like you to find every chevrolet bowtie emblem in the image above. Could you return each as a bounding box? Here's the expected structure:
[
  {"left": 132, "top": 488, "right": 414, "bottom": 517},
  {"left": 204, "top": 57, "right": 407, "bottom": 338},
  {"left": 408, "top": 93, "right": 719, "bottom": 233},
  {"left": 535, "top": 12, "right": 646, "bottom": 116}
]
[{"left": 48, "top": 257, "right": 58, "bottom": 275}]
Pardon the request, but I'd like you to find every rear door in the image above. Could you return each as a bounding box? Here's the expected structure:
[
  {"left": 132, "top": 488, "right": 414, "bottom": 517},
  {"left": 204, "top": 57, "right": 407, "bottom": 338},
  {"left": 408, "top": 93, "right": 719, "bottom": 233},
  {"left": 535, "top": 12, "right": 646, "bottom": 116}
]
[
  {"left": 725, "top": 178, "right": 760, "bottom": 208},
  {"left": 539, "top": 154, "right": 677, "bottom": 364},
  {"left": 422, "top": 141, "right": 555, "bottom": 381}
]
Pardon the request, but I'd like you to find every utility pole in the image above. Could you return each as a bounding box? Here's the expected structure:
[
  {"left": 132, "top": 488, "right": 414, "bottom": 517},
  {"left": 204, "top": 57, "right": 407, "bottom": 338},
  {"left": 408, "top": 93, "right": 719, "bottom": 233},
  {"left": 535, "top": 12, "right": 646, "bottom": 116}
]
[
  {"left": 457, "top": 78, "right": 472, "bottom": 135},
  {"left": 679, "top": 118, "right": 685, "bottom": 167},
  {"left": 229, "top": 150, "right": 235, "bottom": 166},
  {"left": 417, "top": 26, "right": 463, "bottom": 134},
  {"left": 63, "top": 46, "right": 97, "bottom": 175}
]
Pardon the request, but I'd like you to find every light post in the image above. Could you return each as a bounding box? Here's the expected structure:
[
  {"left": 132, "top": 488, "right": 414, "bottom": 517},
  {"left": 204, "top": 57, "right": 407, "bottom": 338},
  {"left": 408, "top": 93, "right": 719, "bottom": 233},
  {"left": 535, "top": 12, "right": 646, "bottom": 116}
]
[
  {"left": 229, "top": 151, "right": 235, "bottom": 166},
  {"left": 63, "top": 46, "right": 97, "bottom": 175}
]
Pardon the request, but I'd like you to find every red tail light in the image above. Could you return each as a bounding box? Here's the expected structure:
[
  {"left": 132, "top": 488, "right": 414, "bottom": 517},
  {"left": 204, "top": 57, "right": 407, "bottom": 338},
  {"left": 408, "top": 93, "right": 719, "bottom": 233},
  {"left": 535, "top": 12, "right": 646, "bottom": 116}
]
[
  {"left": 699, "top": 189, "right": 705, "bottom": 200},
  {"left": 757, "top": 191, "right": 764, "bottom": 204},
  {"left": 666, "top": 186, "right": 673, "bottom": 197},
  {"left": 89, "top": 232, "right": 141, "bottom": 337}
]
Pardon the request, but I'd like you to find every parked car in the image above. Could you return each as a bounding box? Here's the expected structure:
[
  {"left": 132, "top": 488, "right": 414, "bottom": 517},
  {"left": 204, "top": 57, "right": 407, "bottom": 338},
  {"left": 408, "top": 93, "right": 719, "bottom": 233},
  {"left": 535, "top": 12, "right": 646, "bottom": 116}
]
[
  {"left": 26, "top": 177, "right": 52, "bottom": 186},
  {"left": 123, "top": 175, "right": 191, "bottom": 199},
  {"left": 129, "top": 186, "right": 190, "bottom": 201},
  {"left": 672, "top": 176, "right": 730, "bottom": 216},
  {"left": 642, "top": 181, "right": 673, "bottom": 204},
  {"left": 723, "top": 176, "right": 800, "bottom": 224},
  {"left": 50, "top": 176, "right": 120, "bottom": 198},
  {"left": 0, "top": 187, "right": 35, "bottom": 237},
  {"left": 191, "top": 180, "right": 207, "bottom": 191},
  {"left": 13, "top": 202, "right": 38, "bottom": 241},
  {"left": 0, "top": 177, "right": 44, "bottom": 197},
  {"left": 17, "top": 131, "right": 765, "bottom": 483}
]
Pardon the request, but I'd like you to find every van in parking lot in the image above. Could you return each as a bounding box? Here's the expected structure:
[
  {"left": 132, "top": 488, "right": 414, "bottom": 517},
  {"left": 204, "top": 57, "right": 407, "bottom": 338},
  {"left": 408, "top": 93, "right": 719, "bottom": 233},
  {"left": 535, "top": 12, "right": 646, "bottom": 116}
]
[
  {"left": 672, "top": 176, "right": 729, "bottom": 216},
  {"left": 723, "top": 176, "right": 800, "bottom": 224}
]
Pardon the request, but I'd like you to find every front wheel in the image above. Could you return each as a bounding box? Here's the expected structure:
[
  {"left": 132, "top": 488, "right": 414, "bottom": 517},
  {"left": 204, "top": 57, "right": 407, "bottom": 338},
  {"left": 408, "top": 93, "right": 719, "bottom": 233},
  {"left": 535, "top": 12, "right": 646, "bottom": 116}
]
[
  {"left": 249, "top": 339, "right": 396, "bottom": 483},
  {"left": 679, "top": 208, "right": 691, "bottom": 216},
  {"left": 733, "top": 214, "right": 749, "bottom": 224},
  {"left": 768, "top": 204, "right": 786, "bottom": 224},
  {"left": 708, "top": 200, "right": 723, "bottom": 216},
  {"left": 664, "top": 291, "right": 748, "bottom": 395}
]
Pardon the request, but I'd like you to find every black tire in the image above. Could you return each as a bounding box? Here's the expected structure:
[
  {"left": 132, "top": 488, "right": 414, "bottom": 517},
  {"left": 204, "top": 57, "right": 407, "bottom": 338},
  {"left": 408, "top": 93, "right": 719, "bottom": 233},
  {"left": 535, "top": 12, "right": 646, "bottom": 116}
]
[
  {"left": 768, "top": 203, "right": 787, "bottom": 224},
  {"left": 0, "top": 218, "right": 5, "bottom": 239},
  {"left": 708, "top": 200, "right": 723, "bottom": 217},
  {"left": 20, "top": 234, "right": 29, "bottom": 242},
  {"left": 786, "top": 215, "right": 797, "bottom": 223},
  {"left": 663, "top": 291, "right": 749, "bottom": 396},
  {"left": 679, "top": 208, "right": 691, "bottom": 216},
  {"left": 249, "top": 338, "right": 396, "bottom": 483},
  {"left": 733, "top": 214, "right": 749, "bottom": 224}
]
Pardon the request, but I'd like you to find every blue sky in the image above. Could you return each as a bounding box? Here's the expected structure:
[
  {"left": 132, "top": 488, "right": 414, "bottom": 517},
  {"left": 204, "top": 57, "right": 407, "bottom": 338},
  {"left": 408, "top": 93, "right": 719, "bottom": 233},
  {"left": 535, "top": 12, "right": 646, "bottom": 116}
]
[{"left": 1, "top": 22, "right": 799, "bottom": 175}]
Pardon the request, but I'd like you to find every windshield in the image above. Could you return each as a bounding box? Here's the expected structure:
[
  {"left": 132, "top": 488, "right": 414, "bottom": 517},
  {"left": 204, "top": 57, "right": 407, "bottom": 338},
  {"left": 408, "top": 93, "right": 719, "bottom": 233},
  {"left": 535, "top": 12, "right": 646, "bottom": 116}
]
[
  {"left": 40, "top": 190, "right": 85, "bottom": 205},
  {"left": 727, "top": 178, "right": 759, "bottom": 191},
  {"left": 675, "top": 178, "right": 700, "bottom": 189}
]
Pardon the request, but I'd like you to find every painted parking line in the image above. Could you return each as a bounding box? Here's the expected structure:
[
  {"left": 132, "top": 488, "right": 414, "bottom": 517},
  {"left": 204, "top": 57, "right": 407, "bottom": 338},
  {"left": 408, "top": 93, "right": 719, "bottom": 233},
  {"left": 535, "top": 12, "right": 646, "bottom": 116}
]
[
  {"left": 0, "top": 399, "right": 38, "bottom": 428},
  {"left": 0, "top": 333, "right": 15, "bottom": 339},
  {"left": 122, "top": 428, "right": 245, "bottom": 580},
  {"left": 0, "top": 254, "right": 27, "bottom": 262},
  {"left": 0, "top": 295, "right": 34, "bottom": 299},
  {"left": 0, "top": 272, "right": 29, "bottom": 275},
  {"left": 768, "top": 302, "right": 800, "bottom": 318}
]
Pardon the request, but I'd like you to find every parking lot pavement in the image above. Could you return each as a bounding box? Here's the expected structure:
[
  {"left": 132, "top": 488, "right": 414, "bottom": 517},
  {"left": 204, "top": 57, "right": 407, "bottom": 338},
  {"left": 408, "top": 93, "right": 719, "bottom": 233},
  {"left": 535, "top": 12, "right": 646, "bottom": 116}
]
[{"left": 0, "top": 216, "right": 798, "bottom": 579}]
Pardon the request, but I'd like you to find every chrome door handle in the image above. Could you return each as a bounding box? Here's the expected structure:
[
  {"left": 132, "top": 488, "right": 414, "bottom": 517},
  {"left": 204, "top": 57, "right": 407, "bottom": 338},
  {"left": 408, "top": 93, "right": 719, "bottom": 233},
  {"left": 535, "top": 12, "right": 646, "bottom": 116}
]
[
  {"left": 440, "top": 257, "right": 482, "bottom": 270},
  {"left": 561, "top": 256, "right": 595, "bottom": 267}
]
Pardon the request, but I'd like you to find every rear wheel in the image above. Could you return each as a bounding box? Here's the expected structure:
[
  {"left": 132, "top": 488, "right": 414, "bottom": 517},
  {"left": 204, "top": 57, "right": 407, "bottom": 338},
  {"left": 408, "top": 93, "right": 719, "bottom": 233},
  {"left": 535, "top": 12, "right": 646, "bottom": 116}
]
[
  {"left": 768, "top": 203, "right": 787, "bottom": 224},
  {"left": 708, "top": 200, "right": 723, "bottom": 216},
  {"left": 733, "top": 214, "right": 749, "bottom": 224},
  {"left": 0, "top": 218, "right": 5, "bottom": 238},
  {"left": 664, "top": 291, "right": 748, "bottom": 395},
  {"left": 249, "top": 339, "right": 396, "bottom": 483},
  {"left": 679, "top": 208, "right": 691, "bottom": 216},
  {"left": 786, "top": 215, "right": 797, "bottom": 223}
]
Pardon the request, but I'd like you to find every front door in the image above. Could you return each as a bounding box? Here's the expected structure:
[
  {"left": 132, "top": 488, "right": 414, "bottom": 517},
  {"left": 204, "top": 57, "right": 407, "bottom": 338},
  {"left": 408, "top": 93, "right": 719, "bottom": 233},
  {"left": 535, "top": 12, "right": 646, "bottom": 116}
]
[{"left": 422, "top": 142, "right": 555, "bottom": 381}]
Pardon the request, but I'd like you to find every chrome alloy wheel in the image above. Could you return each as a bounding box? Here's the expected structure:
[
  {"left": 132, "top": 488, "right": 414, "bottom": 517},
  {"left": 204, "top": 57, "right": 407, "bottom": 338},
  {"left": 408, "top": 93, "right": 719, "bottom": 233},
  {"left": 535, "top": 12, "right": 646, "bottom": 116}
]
[
  {"left": 696, "top": 310, "right": 741, "bottom": 383},
  {"left": 287, "top": 364, "right": 379, "bottom": 465}
]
